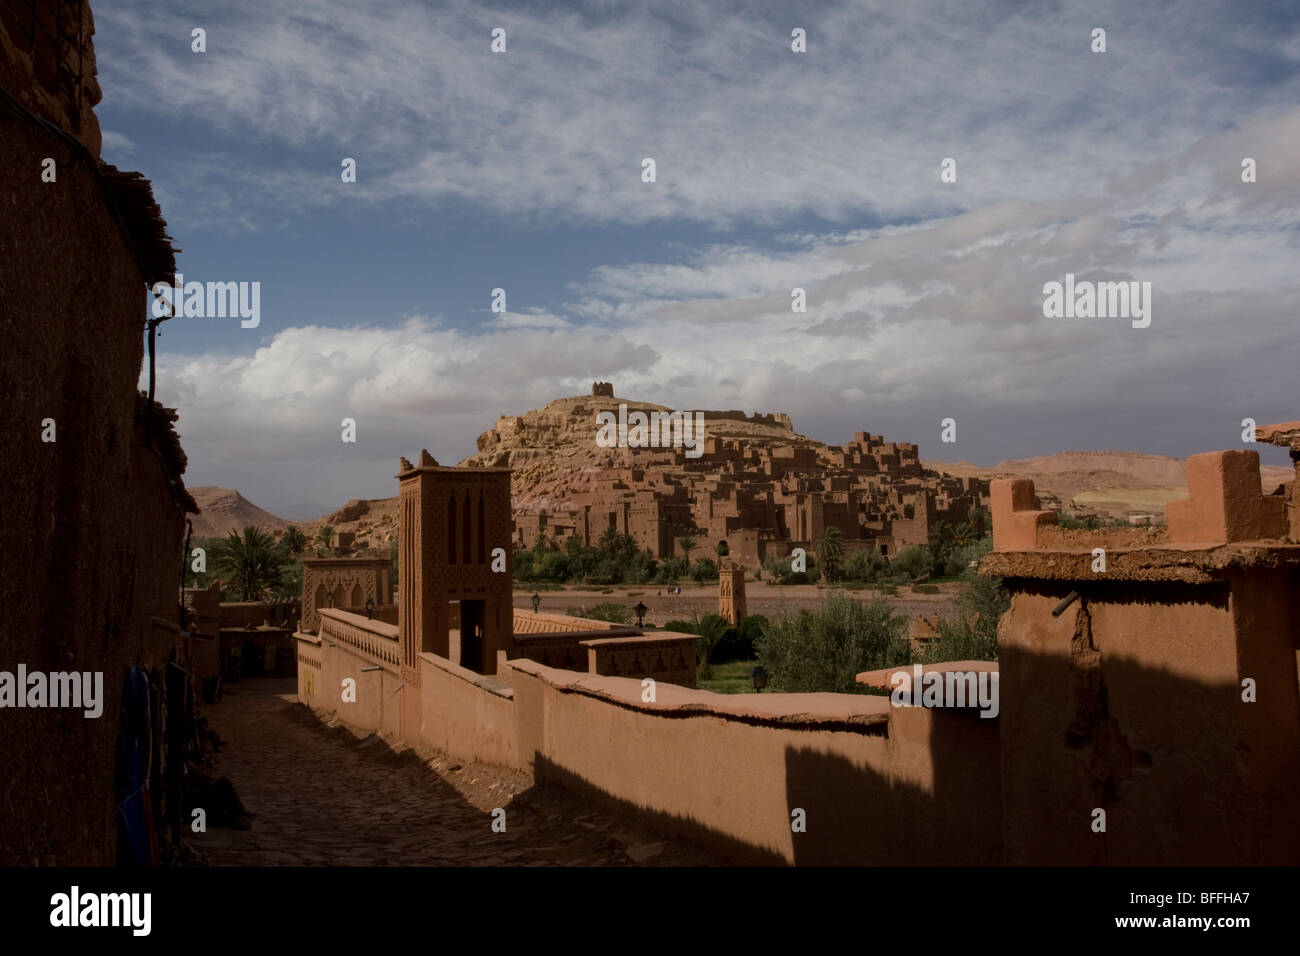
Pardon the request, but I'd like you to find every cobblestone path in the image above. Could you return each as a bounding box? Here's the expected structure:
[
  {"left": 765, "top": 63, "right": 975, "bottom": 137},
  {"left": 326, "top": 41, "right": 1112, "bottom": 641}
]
[{"left": 188, "top": 678, "right": 719, "bottom": 867}]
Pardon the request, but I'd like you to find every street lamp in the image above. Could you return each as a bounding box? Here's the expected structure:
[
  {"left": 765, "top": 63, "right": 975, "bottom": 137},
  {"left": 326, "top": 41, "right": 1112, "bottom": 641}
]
[
  {"left": 634, "top": 601, "right": 647, "bottom": 628},
  {"left": 531, "top": 592, "right": 541, "bottom": 613},
  {"left": 749, "top": 665, "right": 769, "bottom": 692},
  {"left": 365, "top": 596, "right": 375, "bottom": 619}
]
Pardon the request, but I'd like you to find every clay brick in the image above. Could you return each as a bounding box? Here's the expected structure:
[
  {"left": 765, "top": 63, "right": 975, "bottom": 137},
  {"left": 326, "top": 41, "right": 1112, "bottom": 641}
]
[
  {"left": 1166, "top": 450, "right": 1287, "bottom": 545},
  {"left": 990, "top": 478, "right": 1057, "bottom": 551}
]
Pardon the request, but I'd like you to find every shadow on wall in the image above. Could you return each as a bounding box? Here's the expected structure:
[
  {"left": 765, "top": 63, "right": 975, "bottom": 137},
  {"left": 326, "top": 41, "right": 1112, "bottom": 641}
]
[
  {"left": 996, "top": 580, "right": 1300, "bottom": 867},
  {"left": 535, "top": 754, "right": 788, "bottom": 865},
  {"left": 785, "top": 708, "right": 1002, "bottom": 866},
  {"left": 531, "top": 609, "right": 1298, "bottom": 867}
]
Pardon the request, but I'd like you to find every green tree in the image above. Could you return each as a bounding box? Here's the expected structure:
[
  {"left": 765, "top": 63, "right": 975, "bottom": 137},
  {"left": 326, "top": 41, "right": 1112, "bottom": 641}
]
[
  {"left": 844, "top": 548, "right": 887, "bottom": 583},
  {"left": 280, "top": 525, "right": 307, "bottom": 554},
  {"left": 689, "top": 557, "right": 718, "bottom": 583},
  {"left": 922, "top": 572, "right": 1009, "bottom": 663},
  {"left": 677, "top": 535, "right": 697, "bottom": 566},
  {"left": 317, "top": 525, "right": 335, "bottom": 549},
  {"left": 815, "top": 526, "right": 846, "bottom": 582},
  {"left": 654, "top": 556, "right": 688, "bottom": 584},
  {"left": 211, "top": 526, "right": 287, "bottom": 602},
  {"left": 756, "top": 592, "right": 909, "bottom": 693},
  {"left": 891, "top": 545, "right": 932, "bottom": 581}
]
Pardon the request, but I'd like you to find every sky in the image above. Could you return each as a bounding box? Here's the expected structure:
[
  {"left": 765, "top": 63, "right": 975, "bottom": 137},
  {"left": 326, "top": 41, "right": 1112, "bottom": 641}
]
[{"left": 94, "top": 0, "right": 1300, "bottom": 518}]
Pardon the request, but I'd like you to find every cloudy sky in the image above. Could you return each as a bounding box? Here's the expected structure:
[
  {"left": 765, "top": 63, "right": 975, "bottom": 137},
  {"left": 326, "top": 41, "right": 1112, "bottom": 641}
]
[{"left": 96, "top": 0, "right": 1300, "bottom": 517}]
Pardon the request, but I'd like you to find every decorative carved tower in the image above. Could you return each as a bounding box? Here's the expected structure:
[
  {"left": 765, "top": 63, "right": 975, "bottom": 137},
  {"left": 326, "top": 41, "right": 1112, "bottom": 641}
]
[
  {"left": 718, "top": 559, "right": 747, "bottom": 624},
  {"left": 396, "top": 451, "right": 513, "bottom": 732}
]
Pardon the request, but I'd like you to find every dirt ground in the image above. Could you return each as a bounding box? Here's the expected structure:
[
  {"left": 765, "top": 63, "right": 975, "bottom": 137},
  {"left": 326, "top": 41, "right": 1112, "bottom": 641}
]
[
  {"left": 188, "top": 679, "right": 721, "bottom": 866},
  {"left": 513, "top": 580, "right": 960, "bottom": 625}
]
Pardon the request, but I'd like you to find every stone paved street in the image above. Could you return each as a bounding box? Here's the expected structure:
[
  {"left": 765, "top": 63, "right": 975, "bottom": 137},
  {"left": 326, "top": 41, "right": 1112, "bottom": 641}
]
[{"left": 188, "top": 678, "right": 720, "bottom": 866}]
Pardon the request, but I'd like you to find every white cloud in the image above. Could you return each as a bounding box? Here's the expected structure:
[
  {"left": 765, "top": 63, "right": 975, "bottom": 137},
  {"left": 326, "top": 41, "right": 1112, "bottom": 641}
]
[{"left": 95, "top": 0, "right": 1300, "bottom": 228}]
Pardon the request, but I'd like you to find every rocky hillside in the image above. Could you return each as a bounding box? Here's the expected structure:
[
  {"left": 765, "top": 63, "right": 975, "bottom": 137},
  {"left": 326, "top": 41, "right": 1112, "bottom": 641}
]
[
  {"left": 277, "top": 393, "right": 816, "bottom": 549},
  {"left": 458, "top": 393, "right": 819, "bottom": 513},
  {"left": 189, "top": 487, "right": 291, "bottom": 539},
  {"left": 924, "top": 451, "right": 1292, "bottom": 517}
]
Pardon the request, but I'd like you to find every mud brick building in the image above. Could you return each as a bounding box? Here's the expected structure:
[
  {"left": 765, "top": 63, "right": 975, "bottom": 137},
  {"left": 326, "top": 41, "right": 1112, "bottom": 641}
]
[
  {"left": 504, "top": 387, "right": 985, "bottom": 570},
  {"left": 1, "top": 0, "right": 196, "bottom": 864}
]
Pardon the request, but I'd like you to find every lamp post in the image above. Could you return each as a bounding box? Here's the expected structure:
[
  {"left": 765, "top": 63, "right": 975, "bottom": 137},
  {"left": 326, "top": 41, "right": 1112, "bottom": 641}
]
[
  {"left": 531, "top": 592, "right": 541, "bottom": 613},
  {"left": 365, "top": 596, "right": 375, "bottom": 619},
  {"left": 634, "top": 601, "right": 647, "bottom": 628},
  {"left": 749, "top": 665, "right": 769, "bottom": 693}
]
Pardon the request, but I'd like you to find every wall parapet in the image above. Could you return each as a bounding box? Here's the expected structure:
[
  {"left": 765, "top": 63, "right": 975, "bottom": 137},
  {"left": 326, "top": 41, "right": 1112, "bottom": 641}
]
[
  {"left": 581, "top": 632, "right": 698, "bottom": 687},
  {"left": 319, "top": 608, "right": 400, "bottom": 668},
  {"left": 513, "top": 609, "right": 627, "bottom": 634},
  {"left": 507, "top": 658, "right": 890, "bottom": 732}
]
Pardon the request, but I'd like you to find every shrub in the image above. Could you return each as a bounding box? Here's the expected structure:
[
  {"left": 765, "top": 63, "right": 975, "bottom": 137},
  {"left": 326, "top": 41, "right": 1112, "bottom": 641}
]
[
  {"left": 942, "top": 537, "right": 992, "bottom": 577},
  {"left": 581, "top": 602, "right": 631, "bottom": 624},
  {"left": 762, "top": 554, "right": 821, "bottom": 585},
  {"left": 843, "top": 548, "right": 888, "bottom": 583},
  {"left": 920, "top": 574, "right": 1009, "bottom": 663},
  {"left": 713, "top": 614, "right": 767, "bottom": 662},
  {"left": 890, "top": 546, "right": 932, "bottom": 581},
  {"left": 689, "top": 557, "right": 718, "bottom": 583},
  {"left": 654, "top": 556, "right": 688, "bottom": 584},
  {"left": 911, "top": 583, "right": 940, "bottom": 594},
  {"left": 756, "top": 592, "right": 909, "bottom": 694}
]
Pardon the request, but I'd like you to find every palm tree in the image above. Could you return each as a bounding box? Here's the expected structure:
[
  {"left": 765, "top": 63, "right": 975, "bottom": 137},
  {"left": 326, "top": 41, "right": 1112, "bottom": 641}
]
[
  {"left": 694, "top": 613, "right": 732, "bottom": 681},
  {"left": 281, "top": 525, "right": 307, "bottom": 554},
  {"left": 317, "top": 525, "right": 335, "bottom": 549},
  {"left": 677, "top": 536, "right": 697, "bottom": 567},
  {"left": 211, "top": 526, "right": 286, "bottom": 601},
  {"left": 948, "top": 520, "right": 978, "bottom": 550},
  {"left": 814, "top": 526, "right": 846, "bottom": 582}
]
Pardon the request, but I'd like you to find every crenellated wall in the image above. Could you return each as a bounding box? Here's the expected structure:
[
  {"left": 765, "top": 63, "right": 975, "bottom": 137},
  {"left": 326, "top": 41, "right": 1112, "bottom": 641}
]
[{"left": 981, "top": 443, "right": 1300, "bottom": 865}]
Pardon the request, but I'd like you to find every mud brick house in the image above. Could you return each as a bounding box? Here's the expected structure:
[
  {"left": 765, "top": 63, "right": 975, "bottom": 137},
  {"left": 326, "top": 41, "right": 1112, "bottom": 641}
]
[
  {"left": 0, "top": 0, "right": 197, "bottom": 865},
  {"left": 980, "top": 435, "right": 1300, "bottom": 865},
  {"left": 504, "top": 387, "right": 987, "bottom": 570}
]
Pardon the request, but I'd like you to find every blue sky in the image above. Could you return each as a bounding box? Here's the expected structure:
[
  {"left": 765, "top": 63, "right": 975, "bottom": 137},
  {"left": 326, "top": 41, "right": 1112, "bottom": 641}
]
[{"left": 93, "top": 0, "right": 1300, "bottom": 517}]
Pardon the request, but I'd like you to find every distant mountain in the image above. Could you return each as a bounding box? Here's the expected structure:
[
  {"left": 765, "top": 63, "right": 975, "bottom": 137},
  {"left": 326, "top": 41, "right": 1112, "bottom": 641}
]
[
  {"left": 188, "top": 486, "right": 291, "bottom": 539},
  {"left": 923, "top": 451, "right": 1292, "bottom": 517}
]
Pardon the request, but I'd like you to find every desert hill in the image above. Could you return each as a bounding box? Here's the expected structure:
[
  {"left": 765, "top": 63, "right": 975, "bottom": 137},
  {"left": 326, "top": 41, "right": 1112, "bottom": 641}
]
[
  {"left": 188, "top": 486, "right": 291, "bottom": 539},
  {"left": 282, "top": 393, "right": 821, "bottom": 550},
  {"left": 924, "top": 451, "right": 1292, "bottom": 517},
  {"left": 458, "top": 393, "right": 820, "bottom": 512}
]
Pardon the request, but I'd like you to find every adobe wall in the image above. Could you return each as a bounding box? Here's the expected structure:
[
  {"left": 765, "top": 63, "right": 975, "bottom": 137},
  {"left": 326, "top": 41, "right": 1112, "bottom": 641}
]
[
  {"left": 983, "top": 454, "right": 1300, "bottom": 865},
  {"left": 296, "top": 635, "right": 1001, "bottom": 864},
  {"left": 296, "top": 612, "right": 402, "bottom": 741},
  {"left": 418, "top": 653, "right": 518, "bottom": 768},
  {"left": 0, "top": 0, "right": 103, "bottom": 153},
  {"left": 217, "top": 600, "right": 301, "bottom": 629},
  {"left": 0, "top": 66, "right": 192, "bottom": 861},
  {"left": 510, "top": 661, "right": 1001, "bottom": 865}
]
